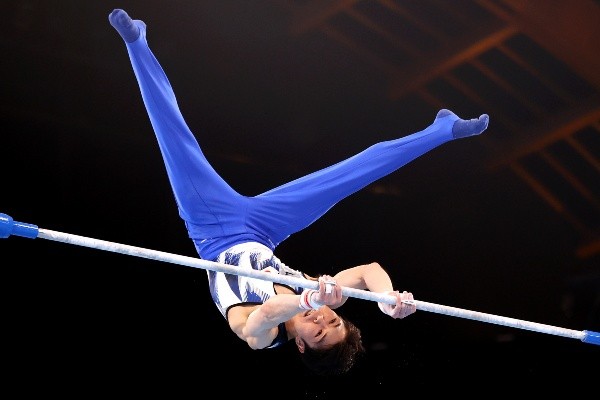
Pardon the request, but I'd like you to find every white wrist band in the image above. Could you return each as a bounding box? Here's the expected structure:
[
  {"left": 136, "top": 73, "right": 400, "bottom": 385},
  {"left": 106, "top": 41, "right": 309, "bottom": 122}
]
[{"left": 299, "top": 289, "right": 323, "bottom": 309}]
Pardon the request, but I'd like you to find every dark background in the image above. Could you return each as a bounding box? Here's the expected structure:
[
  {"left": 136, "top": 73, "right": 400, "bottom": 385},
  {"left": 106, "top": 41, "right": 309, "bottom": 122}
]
[{"left": 1, "top": 1, "right": 599, "bottom": 396}]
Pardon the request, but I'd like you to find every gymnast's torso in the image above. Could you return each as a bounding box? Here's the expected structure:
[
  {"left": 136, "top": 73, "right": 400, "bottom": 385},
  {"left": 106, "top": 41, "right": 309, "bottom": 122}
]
[{"left": 207, "top": 242, "right": 308, "bottom": 348}]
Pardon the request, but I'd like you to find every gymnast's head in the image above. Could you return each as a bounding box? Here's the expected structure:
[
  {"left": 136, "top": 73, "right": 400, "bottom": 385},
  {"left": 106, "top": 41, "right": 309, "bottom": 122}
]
[{"left": 289, "top": 306, "right": 365, "bottom": 376}]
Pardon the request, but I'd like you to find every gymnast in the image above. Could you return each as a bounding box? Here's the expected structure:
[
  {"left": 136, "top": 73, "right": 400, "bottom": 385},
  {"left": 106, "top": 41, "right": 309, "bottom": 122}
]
[{"left": 108, "top": 9, "right": 489, "bottom": 376}]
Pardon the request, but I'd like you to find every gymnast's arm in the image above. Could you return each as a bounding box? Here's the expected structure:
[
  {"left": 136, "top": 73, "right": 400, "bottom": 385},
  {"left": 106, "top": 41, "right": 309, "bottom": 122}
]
[
  {"left": 230, "top": 277, "right": 343, "bottom": 349},
  {"left": 232, "top": 294, "right": 304, "bottom": 349},
  {"left": 333, "top": 262, "right": 416, "bottom": 319}
]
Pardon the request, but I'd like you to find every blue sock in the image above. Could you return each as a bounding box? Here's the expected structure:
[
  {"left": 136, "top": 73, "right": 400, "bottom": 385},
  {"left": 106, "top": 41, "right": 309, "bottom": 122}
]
[
  {"left": 109, "top": 9, "right": 140, "bottom": 43},
  {"left": 436, "top": 109, "right": 489, "bottom": 139}
]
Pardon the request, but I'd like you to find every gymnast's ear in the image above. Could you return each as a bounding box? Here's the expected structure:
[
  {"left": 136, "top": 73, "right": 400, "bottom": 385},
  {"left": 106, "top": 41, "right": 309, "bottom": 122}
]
[{"left": 295, "top": 336, "right": 306, "bottom": 353}]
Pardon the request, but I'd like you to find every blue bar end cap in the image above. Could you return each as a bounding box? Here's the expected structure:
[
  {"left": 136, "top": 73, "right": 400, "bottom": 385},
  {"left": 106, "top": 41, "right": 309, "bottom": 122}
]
[{"left": 0, "top": 213, "right": 39, "bottom": 239}]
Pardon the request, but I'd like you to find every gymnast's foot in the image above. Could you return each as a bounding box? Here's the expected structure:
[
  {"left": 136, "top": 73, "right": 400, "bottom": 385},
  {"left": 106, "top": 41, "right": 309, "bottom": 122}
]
[
  {"left": 109, "top": 9, "right": 140, "bottom": 43},
  {"left": 436, "top": 109, "right": 489, "bottom": 139}
]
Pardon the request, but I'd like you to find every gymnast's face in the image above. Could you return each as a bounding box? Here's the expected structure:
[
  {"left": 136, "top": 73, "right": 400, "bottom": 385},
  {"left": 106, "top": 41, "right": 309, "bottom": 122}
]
[{"left": 293, "top": 306, "right": 347, "bottom": 350}]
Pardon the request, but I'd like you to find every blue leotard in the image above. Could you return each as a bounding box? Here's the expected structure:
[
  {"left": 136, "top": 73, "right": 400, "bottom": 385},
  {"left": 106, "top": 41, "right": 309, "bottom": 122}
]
[{"left": 120, "top": 20, "right": 464, "bottom": 262}]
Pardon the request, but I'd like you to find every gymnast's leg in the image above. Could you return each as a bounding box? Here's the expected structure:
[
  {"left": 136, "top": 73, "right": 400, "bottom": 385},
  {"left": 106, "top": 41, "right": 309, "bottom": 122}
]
[
  {"left": 248, "top": 109, "right": 489, "bottom": 247},
  {"left": 109, "top": 10, "right": 246, "bottom": 246},
  {"left": 110, "top": 9, "right": 490, "bottom": 257}
]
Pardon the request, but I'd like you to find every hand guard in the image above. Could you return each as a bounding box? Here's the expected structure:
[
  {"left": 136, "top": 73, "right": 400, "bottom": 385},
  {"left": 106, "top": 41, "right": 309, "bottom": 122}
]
[{"left": 377, "top": 291, "right": 397, "bottom": 317}]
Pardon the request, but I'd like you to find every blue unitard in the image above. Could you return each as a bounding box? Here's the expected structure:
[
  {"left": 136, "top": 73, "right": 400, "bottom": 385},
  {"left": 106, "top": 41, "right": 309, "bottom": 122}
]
[{"left": 110, "top": 11, "right": 489, "bottom": 263}]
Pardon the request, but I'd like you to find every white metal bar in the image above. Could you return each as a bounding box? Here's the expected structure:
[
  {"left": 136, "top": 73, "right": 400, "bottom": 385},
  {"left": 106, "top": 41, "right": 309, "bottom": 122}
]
[{"left": 36, "top": 228, "right": 592, "bottom": 342}]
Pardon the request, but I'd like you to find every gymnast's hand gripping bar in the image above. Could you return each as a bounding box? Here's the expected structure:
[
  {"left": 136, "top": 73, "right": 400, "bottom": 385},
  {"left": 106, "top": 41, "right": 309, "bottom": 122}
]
[{"left": 1, "top": 212, "right": 598, "bottom": 346}]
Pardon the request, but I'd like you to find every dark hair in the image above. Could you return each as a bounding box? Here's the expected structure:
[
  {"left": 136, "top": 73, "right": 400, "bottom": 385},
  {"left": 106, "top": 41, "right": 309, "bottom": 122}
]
[{"left": 298, "top": 316, "right": 365, "bottom": 376}]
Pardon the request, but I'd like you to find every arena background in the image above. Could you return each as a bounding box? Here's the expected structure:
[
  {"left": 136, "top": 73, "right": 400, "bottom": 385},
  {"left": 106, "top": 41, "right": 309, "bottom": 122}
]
[{"left": 2, "top": 1, "right": 598, "bottom": 396}]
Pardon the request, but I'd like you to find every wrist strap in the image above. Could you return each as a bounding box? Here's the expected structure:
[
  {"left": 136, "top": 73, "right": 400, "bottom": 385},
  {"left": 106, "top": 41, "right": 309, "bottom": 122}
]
[{"left": 299, "top": 289, "right": 323, "bottom": 309}]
